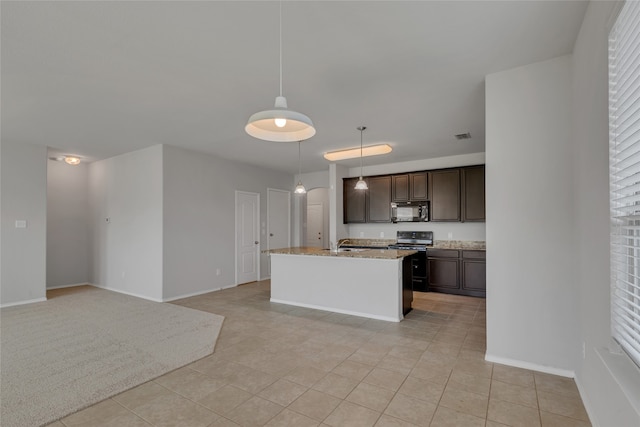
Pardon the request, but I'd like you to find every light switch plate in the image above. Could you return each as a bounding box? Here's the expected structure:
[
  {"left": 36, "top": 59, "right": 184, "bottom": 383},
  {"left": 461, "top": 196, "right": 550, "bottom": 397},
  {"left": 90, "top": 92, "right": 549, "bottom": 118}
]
[{"left": 15, "top": 220, "right": 27, "bottom": 228}]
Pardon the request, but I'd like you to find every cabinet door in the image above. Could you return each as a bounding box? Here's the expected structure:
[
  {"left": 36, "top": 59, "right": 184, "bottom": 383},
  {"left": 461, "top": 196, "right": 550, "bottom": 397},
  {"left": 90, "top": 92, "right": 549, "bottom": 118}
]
[
  {"left": 427, "top": 258, "right": 460, "bottom": 290},
  {"left": 429, "top": 169, "right": 461, "bottom": 221},
  {"left": 409, "top": 172, "right": 428, "bottom": 201},
  {"left": 367, "top": 176, "right": 392, "bottom": 222},
  {"left": 462, "top": 166, "right": 485, "bottom": 222},
  {"left": 392, "top": 174, "right": 409, "bottom": 202},
  {"left": 343, "top": 178, "right": 366, "bottom": 223},
  {"left": 461, "top": 259, "right": 486, "bottom": 296}
]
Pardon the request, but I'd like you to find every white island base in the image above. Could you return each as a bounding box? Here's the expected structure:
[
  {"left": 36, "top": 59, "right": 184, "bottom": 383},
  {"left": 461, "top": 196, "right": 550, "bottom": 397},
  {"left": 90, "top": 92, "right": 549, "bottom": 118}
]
[{"left": 269, "top": 253, "right": 406, "bottom": 322}]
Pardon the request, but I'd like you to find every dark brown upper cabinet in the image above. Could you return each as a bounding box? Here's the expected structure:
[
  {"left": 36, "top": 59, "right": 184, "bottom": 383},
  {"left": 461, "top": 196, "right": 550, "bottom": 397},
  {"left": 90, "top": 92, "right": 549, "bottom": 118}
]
[
  {"left": 392, "top": 173, "right": 428, "bottom": 202},
  {"left": 367, "top": 176, "right": 392, "bottom": 222},
  {"left": 409, "top": 172, "right": 428, "bottom": 201},
  {"left": 462, "top": 165, "right": 485, "bottom": 222},
  {"left": 391, "top": 174, "right": 409, "bottom": 202},
  {"left": 343, "top": 177, "right": 366, "bottom": 223},
  {"left": 429, "top": 169, "right": 461, "bottom": 222},
  {"left": 343, "top": 165, "right": 484, "bottom": 224}
]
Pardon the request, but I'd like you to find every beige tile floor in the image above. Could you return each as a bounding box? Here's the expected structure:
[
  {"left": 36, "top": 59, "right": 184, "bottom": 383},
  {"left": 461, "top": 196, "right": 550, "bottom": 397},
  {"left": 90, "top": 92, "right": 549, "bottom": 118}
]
[{"left": 50, "top": 281, "right": 591, "bottom": 427}]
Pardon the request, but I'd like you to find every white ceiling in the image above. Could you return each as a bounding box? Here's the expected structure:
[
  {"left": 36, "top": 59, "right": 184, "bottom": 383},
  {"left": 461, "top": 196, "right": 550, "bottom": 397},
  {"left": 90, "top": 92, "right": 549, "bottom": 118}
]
[{"left": 1, "top": 1, "right": 588, "bottom": 174}]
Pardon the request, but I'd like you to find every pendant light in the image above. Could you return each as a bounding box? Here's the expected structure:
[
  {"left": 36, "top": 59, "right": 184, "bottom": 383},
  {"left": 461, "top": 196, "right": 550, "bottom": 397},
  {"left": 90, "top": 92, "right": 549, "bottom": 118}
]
[
  {"left": 294, "top": 141, "right": 306, "bottom": 194},
  {"left": 355, "top": 126, "right": 368, "bottom": 190},
  {"left": 245, "top": 2, "right": 316, "bottom": 142}
]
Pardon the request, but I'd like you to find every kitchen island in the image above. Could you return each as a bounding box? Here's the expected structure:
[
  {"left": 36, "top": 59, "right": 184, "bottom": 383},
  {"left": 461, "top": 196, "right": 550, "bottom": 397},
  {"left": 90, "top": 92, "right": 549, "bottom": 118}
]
[{"left": 265, "top": 247, "right": 417, "bottom": 322}]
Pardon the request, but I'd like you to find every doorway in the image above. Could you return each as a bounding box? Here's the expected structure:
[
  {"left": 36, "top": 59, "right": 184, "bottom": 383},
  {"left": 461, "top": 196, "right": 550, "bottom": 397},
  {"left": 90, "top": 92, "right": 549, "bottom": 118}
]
[
  {"left": 307, "top": 203, "right": 324, "bottom": 248},
  {"left": 235, "top": 191, "right": 260, "bottom": 285},
  {"left": 267, "top": 188, "right": 291, "bottom": 276},
  {"left": 305, "top": 188, "right": 329, "bottom": 248}
]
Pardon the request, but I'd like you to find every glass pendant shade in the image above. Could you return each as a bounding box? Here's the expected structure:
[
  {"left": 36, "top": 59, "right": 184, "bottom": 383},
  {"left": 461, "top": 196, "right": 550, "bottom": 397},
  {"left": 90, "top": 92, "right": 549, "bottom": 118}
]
[
  {"left": 294, "top": 182, "right": 307, "bottom": 194},
  {"left": 355, "top": 177, "right": 368, "bottom": 190}
]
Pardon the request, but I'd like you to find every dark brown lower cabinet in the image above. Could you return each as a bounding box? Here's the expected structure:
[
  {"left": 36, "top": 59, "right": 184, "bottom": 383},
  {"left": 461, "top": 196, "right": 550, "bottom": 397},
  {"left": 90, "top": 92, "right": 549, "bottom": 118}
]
[
  {"left": 427, "top": 250, "right": 460, "bottom": 291},
  {"left": 427, "top": 249, "right": 485, "bottom": 297}
]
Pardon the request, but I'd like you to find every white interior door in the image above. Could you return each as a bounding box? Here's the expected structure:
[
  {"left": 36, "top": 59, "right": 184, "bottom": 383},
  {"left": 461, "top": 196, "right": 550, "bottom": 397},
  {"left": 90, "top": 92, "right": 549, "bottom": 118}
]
[
  {"left": 235, "top": 191, "right": 260, "bottom": 285},
  {"left": 267, "top": 188, "right": 290, "bottom": 275},
  {"left": 307, "top": 203, "right": 324, "bottom": 248},
  {"left": 267, "top": 189, "right": 290, "bottom": 250}
]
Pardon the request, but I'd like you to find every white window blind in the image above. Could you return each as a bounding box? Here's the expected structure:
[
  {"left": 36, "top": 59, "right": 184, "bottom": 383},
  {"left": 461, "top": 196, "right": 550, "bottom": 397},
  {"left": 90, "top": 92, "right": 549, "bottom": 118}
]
[{"left": 610, "top": 0, "right": 640, "bottom": 369}]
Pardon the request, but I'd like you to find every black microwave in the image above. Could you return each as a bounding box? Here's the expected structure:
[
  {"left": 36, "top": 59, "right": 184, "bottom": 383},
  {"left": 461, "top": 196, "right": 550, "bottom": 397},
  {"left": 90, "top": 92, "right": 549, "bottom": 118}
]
[{"left": 391, "top": 201, "right": 429, "bottom": 222}]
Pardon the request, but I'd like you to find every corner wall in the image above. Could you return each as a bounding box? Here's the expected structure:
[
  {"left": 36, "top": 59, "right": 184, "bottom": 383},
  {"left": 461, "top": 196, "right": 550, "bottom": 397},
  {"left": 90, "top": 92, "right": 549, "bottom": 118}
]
[
  {"left": 0, "top": 141, "right": 47, "bottom": 306},
  {"left": 162, "top": 145, "right": 292, "bottom": 300},
  {"left": 485, "top": 55, "right": 577, "bottom": 374},
  {"left": 88, "top": 145, "right": 164, "bottom": 301},
  {"left": 571, "top": 1, "right": 640, "bottom": 424},
  {"left": 46, "top": 159, "right": 90, "bottom": 288}
]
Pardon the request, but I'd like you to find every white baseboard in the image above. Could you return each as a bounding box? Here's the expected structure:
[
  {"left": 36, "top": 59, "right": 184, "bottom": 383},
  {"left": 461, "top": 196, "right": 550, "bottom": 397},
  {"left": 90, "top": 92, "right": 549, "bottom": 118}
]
[
  {"left": 90, "top": 284, "right": 163, "bottom": 303},
  {"left": 46, "top": 283, "right": 90, "bottom": 290},
  {"left": 1, "top": 297, "right": 47, "bottom": 308},
  {"left": 269, "top": 298, "right": 401, "bottom": 322},
  {"left": 574, "top": 374, "right": 599, "bottom": 427},
  {"left": 163, "top": 287, "right": 226, "bottom": 302},
  {"left": 484, "top": 353, "right": 575, "bottom": 378}
]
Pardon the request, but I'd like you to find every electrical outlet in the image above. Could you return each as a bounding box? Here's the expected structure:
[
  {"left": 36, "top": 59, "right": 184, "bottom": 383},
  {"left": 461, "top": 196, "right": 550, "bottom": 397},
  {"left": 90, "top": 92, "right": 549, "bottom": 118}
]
[
  {"left": 379, "top": 231, "right": 385, "bottom": 238},
  {"left": 582, "top": 342, "right": 586, "bottom": 359},
  {"left": 448, "top": 232, "right": 453, "bottom": 239},
  {"left": 216, "top": 268, "right": 221, "bottom": 276},
  {"left": 359, "top": 232, "right": 364, "bottom": 237}
]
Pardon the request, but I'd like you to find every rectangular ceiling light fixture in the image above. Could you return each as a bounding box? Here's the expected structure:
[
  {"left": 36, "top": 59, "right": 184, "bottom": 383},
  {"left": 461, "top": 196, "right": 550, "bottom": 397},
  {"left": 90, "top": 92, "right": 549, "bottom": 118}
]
[{"left": 323, "top": 144, "right": 393, "bottom": 162}]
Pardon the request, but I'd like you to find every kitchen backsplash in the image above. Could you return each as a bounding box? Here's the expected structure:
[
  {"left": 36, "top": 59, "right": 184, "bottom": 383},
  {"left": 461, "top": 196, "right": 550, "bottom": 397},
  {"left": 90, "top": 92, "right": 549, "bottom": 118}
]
[{"left": 347, "top": 222, "right": 486, "bottom": 242}]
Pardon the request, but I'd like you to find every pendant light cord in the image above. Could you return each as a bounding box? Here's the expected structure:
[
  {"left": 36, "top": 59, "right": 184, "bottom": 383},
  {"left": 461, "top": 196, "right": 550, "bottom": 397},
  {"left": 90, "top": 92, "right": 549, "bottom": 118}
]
[
  {"left": 298, "top": 141, "right": 302, "bottom": 177},
  {"left": 279, "top": 0, "right": 283, "bottom": 97},
  {"left": 359, "top": 126, "right": 366, "bottom": 177}
]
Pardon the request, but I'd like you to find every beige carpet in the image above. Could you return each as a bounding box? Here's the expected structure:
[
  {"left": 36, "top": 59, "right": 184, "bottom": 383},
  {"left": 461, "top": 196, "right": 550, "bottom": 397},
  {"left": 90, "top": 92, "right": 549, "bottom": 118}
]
[{"left": 0, "top": 286, "right": 224, "bottom": 427}]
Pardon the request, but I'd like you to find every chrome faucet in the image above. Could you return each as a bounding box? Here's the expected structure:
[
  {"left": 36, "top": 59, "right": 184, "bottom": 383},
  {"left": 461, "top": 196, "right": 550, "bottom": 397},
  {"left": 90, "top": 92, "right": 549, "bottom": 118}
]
[{"left": 337, "top": 239, "right": 351, "bottom": 249}]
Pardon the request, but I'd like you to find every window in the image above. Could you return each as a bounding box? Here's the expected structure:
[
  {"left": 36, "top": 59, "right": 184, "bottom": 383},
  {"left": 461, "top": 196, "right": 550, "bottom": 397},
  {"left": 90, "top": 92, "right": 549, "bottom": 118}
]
[{"left": 609, "top": 0, "right": 640, "bottom": 369}]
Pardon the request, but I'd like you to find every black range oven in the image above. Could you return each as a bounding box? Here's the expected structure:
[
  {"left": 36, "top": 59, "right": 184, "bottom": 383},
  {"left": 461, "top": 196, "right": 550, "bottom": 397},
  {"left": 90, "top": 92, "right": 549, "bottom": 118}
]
[{"left": 388, "top": 231, "right": 433, "bottom": 292}]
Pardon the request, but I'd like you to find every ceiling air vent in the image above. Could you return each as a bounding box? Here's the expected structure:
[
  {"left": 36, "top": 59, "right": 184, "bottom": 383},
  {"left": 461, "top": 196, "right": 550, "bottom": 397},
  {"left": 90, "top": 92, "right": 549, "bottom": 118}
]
[{"left": 455, "top": 132, "right": 471, "bottom": 140}]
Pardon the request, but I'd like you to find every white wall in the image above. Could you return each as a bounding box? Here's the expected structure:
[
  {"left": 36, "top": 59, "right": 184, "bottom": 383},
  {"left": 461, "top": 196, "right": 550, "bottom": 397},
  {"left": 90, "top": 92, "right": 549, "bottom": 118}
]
[
  {"left": 348, "top": 222, "right": 486, "bottom": 242},
  {"left": 46, "top": 159, "right": 90, "bottom": 288},
  {"left": 572, "top": 1, "right": 640, "bottom": 425},
  {"left": 0, "top": 141, "right": 47, "bottom": 306},
  {"left": 485, "top": 55, "right": 577, "bottom": 374},
  {"left": 162, "top": 145, "right": 292, "bottom": 300},
  {"left": 330, "top": 163, "right": 349, "bottom": 245},
  {"left": 88, "top": 145, "right": 164, "bottom": 301}
]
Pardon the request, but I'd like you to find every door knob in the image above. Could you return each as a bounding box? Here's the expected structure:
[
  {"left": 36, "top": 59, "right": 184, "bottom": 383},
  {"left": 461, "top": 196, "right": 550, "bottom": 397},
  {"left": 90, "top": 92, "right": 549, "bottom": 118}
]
[
  {"left": 270, "top": 233, "right": 274, "bottom": 237},
  {"left": 255, "top": 241, "right": 259, "bottom": 244}
]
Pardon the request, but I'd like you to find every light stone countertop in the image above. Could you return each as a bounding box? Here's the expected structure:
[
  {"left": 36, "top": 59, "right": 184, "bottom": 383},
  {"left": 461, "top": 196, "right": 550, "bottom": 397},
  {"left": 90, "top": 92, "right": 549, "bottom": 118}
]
[
  {"left": 337, "top": 238, "right": 486, "bottom": 251},
  {"left": 264, "top": 246, "right": 417, "bottom": 259},
  {"left": 432, "top": 240, "right": 486, "bottom": 250}
]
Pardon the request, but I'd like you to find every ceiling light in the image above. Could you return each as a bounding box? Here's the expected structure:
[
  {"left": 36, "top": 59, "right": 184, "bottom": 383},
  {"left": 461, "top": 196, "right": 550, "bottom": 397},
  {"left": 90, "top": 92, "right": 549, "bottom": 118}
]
[
  {"left": 64, "top": 156, "right": 81, "bottom": 165},
  {"left": 323, "top": 144, "right": 393, "bottom": 162},
  {"left": 294, "top": 141, "right": 306, "bottom": 194},
  {"left": 245, "top": 2, "right": 315, "bottom": 142},
  {"left": 355, "top": 126, "right": 368, "bottom": 191}
]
